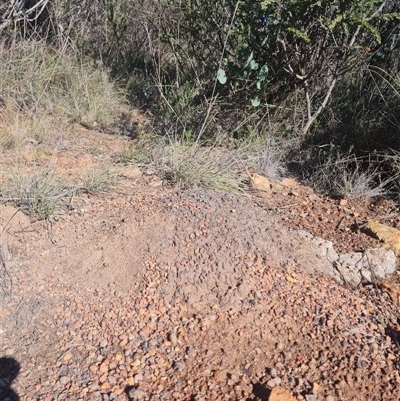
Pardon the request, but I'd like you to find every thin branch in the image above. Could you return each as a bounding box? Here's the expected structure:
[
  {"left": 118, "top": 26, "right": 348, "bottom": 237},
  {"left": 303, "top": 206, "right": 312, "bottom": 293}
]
[{"left": 195, "top": 0, "right": 241, "bottom": 146}]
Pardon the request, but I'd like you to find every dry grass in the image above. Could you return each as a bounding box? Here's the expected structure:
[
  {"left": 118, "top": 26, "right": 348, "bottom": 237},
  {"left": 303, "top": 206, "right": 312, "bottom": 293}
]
[
  {"left": 1, "top": 168, "right": 78, "bottom": 219},
  {"left": 151, "top": 141, "right": 244, "bottom": 192},
  {"left": 0, "top": 39, "right": 125, "bottom": 151},
  {"left": 79, "top": 169, "right": 118, "bottom": 195},
  {"left": 309, "top": 156, "right": 393, "bottom": 199},
  {"left": 0, "top": 100, "right": 55, "bottom": 150}
]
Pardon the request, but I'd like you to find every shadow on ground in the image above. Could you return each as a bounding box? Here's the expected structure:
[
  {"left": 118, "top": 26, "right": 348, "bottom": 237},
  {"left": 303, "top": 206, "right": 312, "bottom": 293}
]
[{"left": 0, "top": 357, "right": 20, "bottom": 401}]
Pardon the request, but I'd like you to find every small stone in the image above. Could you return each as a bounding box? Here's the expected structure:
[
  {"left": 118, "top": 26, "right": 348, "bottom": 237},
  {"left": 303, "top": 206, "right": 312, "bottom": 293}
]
[
  {"left": 268, "top": 368, "right": 278, "bottom": 378},
  {"left": 89, "top": 363, "right": 98, "bottom": 374},
  {"left": 213, "top": 370, "right": 226, "bottom": 383},
  {"left": 4, "top": 349, "right": 14, "bottom": 356},
  {"left": 59, "top": 376, "right": 70, "bottom": 385},
  {"left": 134, "top": 374, "right": 144, "bottom": 383},
  {"left": 99, "top": 361, "right": 108, "bottom": 374},
  {"left": 267, "top": 377, "right": 281, "bottom": 387},
  {"left": 168, "top": 331, "right": 178, "bottom": 346},
  {"left": 100, "top": 339, "right": 108, "bottom": 348},
  {"left": 269, "top": 387, "right": 297, "bottom": 401},
  {"left": 326, "top": 396, "right": 335, "bottom": 401},
  {"left": 100, "top": 381, "right": 111, "bottom": 390},
  {"left": 173, "top": 361, "right": 185, "bottom": 372},
  {"left": 128, "top": 388, "right": 147, "bottom": 400}
]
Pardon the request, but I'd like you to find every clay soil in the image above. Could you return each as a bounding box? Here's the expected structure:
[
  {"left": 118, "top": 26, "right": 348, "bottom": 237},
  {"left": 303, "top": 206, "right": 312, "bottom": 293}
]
[{"left": 1, "top": 127, "right": 400, "bottom": 401}]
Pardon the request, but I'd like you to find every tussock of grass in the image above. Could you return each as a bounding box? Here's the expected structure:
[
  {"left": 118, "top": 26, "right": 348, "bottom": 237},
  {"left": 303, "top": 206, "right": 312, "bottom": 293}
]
[
  {"left": 0, "top": 101, "right": 30, "bottom": 149},
  {"left": 0, "top": 39, "right": 125, "bottom": 141},
  {"left": 245, "top": 138, "right": 287, "bottom": 182},
  {"left": 309, "top": 156, "right": 391, "bottom": 199},
  {"left": 79, "top": 169, "right": 118, "bottom": 195},
  {"left": 118, "top": 140, "right": 154, "bottom": 165},
  {"left": 0, "top": 100, "right": 55, "bottom": 150},
  {"left": 155, "top": 142, "right": 243, "bottom": 193},
  {"left": 1, "top": 169, "right": 78, "bottom": 219}
]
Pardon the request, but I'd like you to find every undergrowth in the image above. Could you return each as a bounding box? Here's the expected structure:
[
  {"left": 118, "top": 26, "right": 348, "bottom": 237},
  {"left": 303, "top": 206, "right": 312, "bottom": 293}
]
[
  {"left": 0, "top": 39, "right": 125, "bottom": 151},
  {"left": 1, "top": 1, "right": 400, "bottom": 206}
]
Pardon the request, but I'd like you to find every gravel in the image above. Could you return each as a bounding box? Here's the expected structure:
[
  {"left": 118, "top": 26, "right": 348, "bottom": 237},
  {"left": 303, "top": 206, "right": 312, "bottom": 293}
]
[{"left": 1, "top": 189, "right": 400, "bottom": 400}]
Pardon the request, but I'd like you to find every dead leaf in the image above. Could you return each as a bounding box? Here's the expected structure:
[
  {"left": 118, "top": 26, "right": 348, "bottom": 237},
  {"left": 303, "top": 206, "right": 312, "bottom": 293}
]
[{"left": 251, "top": 173, "right": 271, "bottom": 192}]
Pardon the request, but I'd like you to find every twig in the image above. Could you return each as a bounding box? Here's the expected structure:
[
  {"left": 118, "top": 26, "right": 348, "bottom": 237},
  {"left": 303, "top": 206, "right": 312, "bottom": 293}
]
[
  {"left": 195, "top": 0, "right": 240, "bottom": 147},
  {"left": 335, "top": 216, "right": 345, "bottom": 231},
  {"left": 0, "top": 244, "right": 12, "bottom": 299}
]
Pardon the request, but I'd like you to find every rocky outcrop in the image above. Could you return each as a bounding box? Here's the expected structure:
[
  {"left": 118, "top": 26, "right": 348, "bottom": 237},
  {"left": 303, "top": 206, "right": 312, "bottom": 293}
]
[{"left": 297, "top": 230, "right": 396, "bottom": 287}]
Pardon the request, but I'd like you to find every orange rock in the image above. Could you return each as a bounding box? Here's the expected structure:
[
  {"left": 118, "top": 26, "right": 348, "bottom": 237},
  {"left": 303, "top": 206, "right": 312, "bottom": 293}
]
[
  {"left": 100, "top": 382, "right": 111, "bottom": 390},
  {"left": 281, "top": 178, "right": 298, "bottom": 188},
  {"left": 99, "top": 361, "right": 108, "bottom": 374},
  {"left": 268, "top": 387, "right": 297, "bottom": 401},
  {"left": 251, "top": 173, "right": 271, "bottom": 192},
  {"left": 89, "top": 363, "right": 98, "bottom": 374}
]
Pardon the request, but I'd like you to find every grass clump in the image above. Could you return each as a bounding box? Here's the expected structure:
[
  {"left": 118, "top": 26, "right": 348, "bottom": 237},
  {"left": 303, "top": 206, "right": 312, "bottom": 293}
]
[
  {"left": 307, "top": 154, "right": 394, "bottom": 199},
  {"left": 0, "top": 39, "right": 125, "bottom": 143},
  {"left": 1, "top": 169, "right": 78, "bottom": 219},
  {"left": 118, "top": 140, "right": 154, "bottom": 166},
  {"left": 155, "top": 142, "right": 243, "bottom": 193},
  {"left": 79, "top": 169, "right": 118, "bottom": 195}
]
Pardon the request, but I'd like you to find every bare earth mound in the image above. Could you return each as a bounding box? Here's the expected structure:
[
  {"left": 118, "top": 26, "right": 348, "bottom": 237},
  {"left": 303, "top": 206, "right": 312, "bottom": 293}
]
[{"left": 2, "top": 187, "right": 400, "bottom": 401}]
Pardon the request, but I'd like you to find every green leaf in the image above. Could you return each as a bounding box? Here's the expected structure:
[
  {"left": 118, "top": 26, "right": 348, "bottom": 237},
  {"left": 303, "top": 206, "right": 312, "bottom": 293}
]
[
  {"left": 381, "top": 13, "right": 400, "bottom": 21},
  {"left": 352, "top": 17, "right": 381, "bottom": 43},
  {"left": 260, "top": 0, "right": 277, "bottom": 11},
  {"left": 243, "top": 50, "right": 255, "bottom": 69},
  {"left": 249, "top": 59, "right": 259, "bottom": 70},
  {"left": 217, "top": 69, "right": 227, "bottom": 84},
  {"left": 237, "top": 43, "right": 251, "bottom": 61},
  {"left": 287, "top": 28, "right": 311, "bottom": 44},
  {"left": 251, "top": 96, "right": 261, "bottom": 107},
  {"left": 256, "top": 80, "right": 266, "bottom": 91},
  {"left": 327, "top": 14, "right": 345, "bottom": 30},
  {"left": 258, "top": 64, "right": 269, "bottom": 81}
]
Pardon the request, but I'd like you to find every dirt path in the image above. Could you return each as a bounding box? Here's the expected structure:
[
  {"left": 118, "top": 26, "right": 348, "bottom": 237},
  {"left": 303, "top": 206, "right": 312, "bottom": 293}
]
[
  {"left": 2, "top": 129, "right": 400, "bottom": 401},
  {"left": 1, "top": 188, "right": 400, "bottom": 401}
]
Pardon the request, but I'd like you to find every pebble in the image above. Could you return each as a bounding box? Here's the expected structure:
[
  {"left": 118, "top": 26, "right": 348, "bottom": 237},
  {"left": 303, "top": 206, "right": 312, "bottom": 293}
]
[
  {"left": 168, "top": 331, "right": 178, "bottom": 346},
  {"left": 128, "top": 389, "right": 148, "bottom": 400},
  {"left": 59, "top": 376, "right": 70, "bottom": 385},
  {"left": 267, "top": 377, "right": 282, "bottom": 387},
  {"left": 134, "top": 374, "right": 144, "bottom": 383}
]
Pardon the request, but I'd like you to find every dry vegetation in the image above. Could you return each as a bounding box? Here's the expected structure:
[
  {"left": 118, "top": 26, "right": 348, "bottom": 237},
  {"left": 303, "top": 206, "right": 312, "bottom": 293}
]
[{"left": 1, "top": 0, "right": 400, "bottom": 217}]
